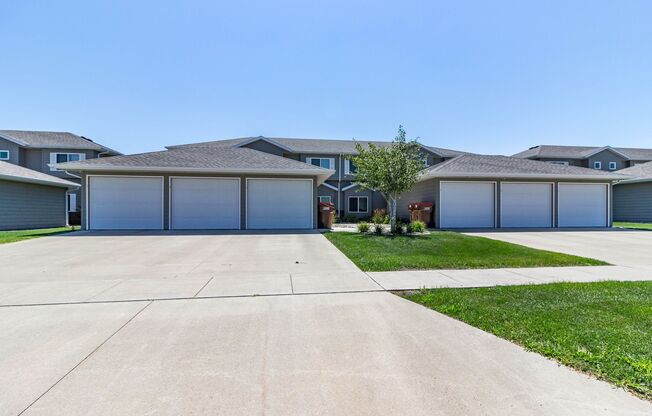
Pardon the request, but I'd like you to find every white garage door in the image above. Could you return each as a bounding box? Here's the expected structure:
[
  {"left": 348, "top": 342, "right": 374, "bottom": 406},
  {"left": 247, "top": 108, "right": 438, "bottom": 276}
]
[
  {"left": 89, "top": 176, "right": 163, "bottom": 230},
  {"left": 170, "top": 178, "right": 240, "bottom": 229},
  {"left": 440, "top": 182, "right": 496, "bottom": 228},
  {"left": 558, "top": 183, "right": 608, "bottom": 227},
  {"left": 247, "top": 179, "right": 313, "bottom": 229},
  {"left": 501, "top": 183, "right": 553, "bottom": 228}
]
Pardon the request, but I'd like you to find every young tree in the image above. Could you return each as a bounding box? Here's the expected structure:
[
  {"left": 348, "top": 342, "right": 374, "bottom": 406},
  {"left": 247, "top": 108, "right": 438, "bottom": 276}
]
[{"left": 350, "top": 126, "right": 423, "bottom": 233}]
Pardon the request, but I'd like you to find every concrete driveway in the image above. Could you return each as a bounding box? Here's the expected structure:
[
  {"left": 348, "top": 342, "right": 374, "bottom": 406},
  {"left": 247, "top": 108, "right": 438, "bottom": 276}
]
[
  {"left": 1, "top": 230, "right": 650, "bottom": 415},
  {"left": 0, "top": 231, "right": 380, "bottom": 306},
  {"left": 468, "top": 229, "right": 652, "bottom": 266}
]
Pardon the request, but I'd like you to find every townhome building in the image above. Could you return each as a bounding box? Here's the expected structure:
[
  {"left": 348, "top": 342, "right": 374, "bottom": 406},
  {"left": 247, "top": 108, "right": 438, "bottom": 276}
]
[
  {"left": 0, "top": 130, "right": 121, "bottom": 223},
  {"left": 512, "top": 145, "right": 652, "bottom": 171}
]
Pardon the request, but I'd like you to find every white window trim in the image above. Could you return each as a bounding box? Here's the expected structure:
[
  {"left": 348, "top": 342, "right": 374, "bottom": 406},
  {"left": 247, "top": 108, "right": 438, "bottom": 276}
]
[
  {"left": 593, "top": 161, "right": 602, "bottom": 170},
  {"left": 549, "top": 161, "right": 569, "bottom": 166},
  {"left": 347, "top": 196, "right": 369, "bottom": 213},
  {"left": 306, "top": 157, "right": 335, "bottom": 170},
  {"left": 50, "top": 152, "right": 86, "bottom": 171},
  {"left": 318, "top": 196, "right": 332, "bottom": 203},
  {"left": 0, "top": 150, "right": 9, "bottom": 160},
  {"left": 67, "top": 193, "right": 77, "bottom": 212},
  {"left": 344, "top": 159, "right": 355, "bottom": 175},
  {"left": 422, "top": 159, "right": 429, "bottom": 168},
  {"left": 608, "top": 162, "right": 617, "bottom": 170}
]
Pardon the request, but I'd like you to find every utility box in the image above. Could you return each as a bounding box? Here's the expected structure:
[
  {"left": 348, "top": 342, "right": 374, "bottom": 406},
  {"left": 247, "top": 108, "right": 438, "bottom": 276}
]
[
  {"left": 319, "top": 201, "right": 336, "bottom": 229},
  {"left": 408, "top": 202, "right": 434, "bottom": 226}
]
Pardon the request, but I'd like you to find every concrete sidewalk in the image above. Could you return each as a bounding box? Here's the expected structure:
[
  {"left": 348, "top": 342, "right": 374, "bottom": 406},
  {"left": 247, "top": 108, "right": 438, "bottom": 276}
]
[{"left": 369, "top": 265, "right": 652, "bottom": 291}]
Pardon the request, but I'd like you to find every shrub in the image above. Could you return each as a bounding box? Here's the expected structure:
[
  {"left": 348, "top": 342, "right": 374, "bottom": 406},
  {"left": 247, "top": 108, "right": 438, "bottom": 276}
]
[
  {"left": 373, "top": 223, "right": 384, "bottom": 235},
  {"left": 342, "top": 214, "right": 358, "bottom": 223},
  {"left": 410, "top": 220, "right": 426, "bottom": 233},
  {"left": 357, "top": 222, "right": 370, "bottom": 233},
  {"left": 405, "top": 222, "right": 414, "bottom": 234},
  {"left": 394, "top": 221, "right": 405, "bottom": 235}
]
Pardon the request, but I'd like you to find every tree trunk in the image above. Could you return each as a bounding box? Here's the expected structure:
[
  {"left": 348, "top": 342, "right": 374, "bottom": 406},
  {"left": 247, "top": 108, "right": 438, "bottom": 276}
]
[{"left": 389, "top": 193, "right": 398, "bottom": 233}]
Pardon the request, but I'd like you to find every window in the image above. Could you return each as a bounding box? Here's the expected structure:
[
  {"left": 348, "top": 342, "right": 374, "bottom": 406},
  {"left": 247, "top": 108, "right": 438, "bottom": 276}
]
[
  {"left": 348, "top": 196, "right": 368, "bottom": 213},
  {"left": 593, "top": 161, "right": 602, "bottom": 170},
  {"left": 50, "top": 153, "right": 85, "bottom": 170},
  {"left": 549, "top": 161, "right": 569, "bottom": 166},
  {"left": 67, "top": 193, "right": 77, "bottom": 212},
  {"left": 318, "top": 196, "right": 332, "bottom": 203},
  {"left": 608, "top": 162, "right": 617, "bottom": 170},
  {"left": 307, "top": 157, "right": 334, "bottom": 169},
  {"left": 345, "top": 159, "right": 357, "bottom": 174},
  {"left": 422, "top": 159, "right": 430, "bottom": 168},
  {"left": 0, "top": 150, "right": 9, "bottom": 160}
]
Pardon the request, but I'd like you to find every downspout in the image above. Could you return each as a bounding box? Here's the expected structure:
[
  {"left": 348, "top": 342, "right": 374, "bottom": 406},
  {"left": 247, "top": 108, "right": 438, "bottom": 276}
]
[{"left": 338, "top": 153, "right": 343, "bottom": 217}]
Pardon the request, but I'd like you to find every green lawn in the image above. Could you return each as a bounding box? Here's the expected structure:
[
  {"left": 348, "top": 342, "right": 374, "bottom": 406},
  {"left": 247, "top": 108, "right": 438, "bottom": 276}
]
[
  {"left": 0, "top": 227, "right": 78, "bottom": 244},
  {"left": 403, "top": 281, "right": 652, "bottom": 399},
  {"left": 614, "top": 222, "right": 652, "bottom": 230},
  {"left": 324, "top": 231, "right": 606, "bottom": 271}
]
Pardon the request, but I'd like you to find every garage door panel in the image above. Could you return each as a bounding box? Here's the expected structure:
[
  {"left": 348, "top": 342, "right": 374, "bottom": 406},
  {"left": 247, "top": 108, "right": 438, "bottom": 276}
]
[
  {"left": 247, "top": 179, "right": 313, "bottom": 229},
  {"left": 170, "top": 178, "right": 240, "bottom": 230},
  {"left": 89, "top": 176, "right": 163, "bottom": 230},
  {"left": 559, "top": 183, "right": 608, "bottom": 227},
  {"left": 501, "top": 183, "right": 553, "bottom": 228},
  {"left": 440, "top": 182, "right": 495, "bottom": 228}
]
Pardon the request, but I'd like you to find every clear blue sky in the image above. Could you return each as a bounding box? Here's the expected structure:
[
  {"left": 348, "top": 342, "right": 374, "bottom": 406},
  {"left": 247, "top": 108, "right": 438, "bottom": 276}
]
[{"left": 1, "top": 1, "right": 651, "bottom": 155}]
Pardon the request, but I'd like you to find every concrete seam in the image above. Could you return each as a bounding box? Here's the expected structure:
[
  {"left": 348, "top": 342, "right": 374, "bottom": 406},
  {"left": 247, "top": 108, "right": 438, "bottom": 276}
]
[
  {"left": 193, "top": 276, "right": 215, "bottom": 297},
  {"left": 17, "top": 300, "right": 153, "bottom": 415},
  {"left": 289, "top": 273, "right": 295, "bottom": 294},
  {"left": 83, "top": 280, "right": 125, "bottom": 302},
  {"left": 363, "top": 271, "right": 387, "bottom": 290}
]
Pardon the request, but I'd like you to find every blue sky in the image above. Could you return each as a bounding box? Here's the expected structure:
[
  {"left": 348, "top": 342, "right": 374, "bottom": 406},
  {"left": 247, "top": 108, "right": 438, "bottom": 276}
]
[{"left": 1, "top": 1, "right": 651, "bottom": 155}]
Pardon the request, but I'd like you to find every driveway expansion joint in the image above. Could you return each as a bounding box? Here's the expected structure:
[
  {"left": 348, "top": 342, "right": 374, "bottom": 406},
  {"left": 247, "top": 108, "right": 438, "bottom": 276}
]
[{"left": 16, "top": 300, "right": 153, "bottom": 416}]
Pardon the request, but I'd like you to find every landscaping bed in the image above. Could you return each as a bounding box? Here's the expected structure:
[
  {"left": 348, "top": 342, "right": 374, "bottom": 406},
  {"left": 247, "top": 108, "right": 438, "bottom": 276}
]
[
  {"left": 402, "top": 281, "right": 652, "bottom": 399},
  {"left": 0, "top": 227, "right": 78, "bottom": 244},
  {"left": 324, "top": 231, "right": 606, "bottom": 271}
]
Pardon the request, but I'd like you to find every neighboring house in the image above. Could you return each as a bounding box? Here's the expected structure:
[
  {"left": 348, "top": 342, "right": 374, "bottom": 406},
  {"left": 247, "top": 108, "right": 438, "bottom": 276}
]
[
  {"left": 613, "top": 161, "right": 652, "bottom": 223},
  {"left": 58, "top": 136, "right": 625, "bottom": 231},
  {"left": 167, "top": 136, "right": 465, "bottom": 219},
  {"left": 398, "top": 154, "right": 625, "bottom": 228},
  {"left": 0, "top": 130, "right": 121, "bottom": 223},
  {"left": 0, "top": 161, "right": 79, "bottom": 230},
  {"left": 512, "top": 145, "right": 652, "bottom": 172}
]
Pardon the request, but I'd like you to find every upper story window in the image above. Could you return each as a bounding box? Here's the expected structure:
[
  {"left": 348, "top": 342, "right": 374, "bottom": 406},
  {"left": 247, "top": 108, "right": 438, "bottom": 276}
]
[
  {"left": 49, "top": 152, "right": 85, "bottom": 171},
  {"left": 344, "top": 159, "right": 358, "bottom": 175},
  {"left": 422, "top": 159, "right": 430, "bottom": 168},
  {"left": 307, "top": 157, "right": 334, "bottom": 170},
  {"left": 549, "top": 161, "right": 569, "bottom": 166},
  {"left": 593, "top": 161, "right": 602, "bottom": 170},
  {"left": 608, "top": 162, "right": 617, "bottom": 170},
  {"left": 0, "top": 150, "right": 9, "bottom": 160}
]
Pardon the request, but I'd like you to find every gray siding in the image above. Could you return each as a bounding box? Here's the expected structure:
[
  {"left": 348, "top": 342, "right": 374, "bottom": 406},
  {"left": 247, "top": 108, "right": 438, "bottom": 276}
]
[
  {"left": 0, "top": 179, "right": 67, "bottom": 230},
  {"left": 613, "top": 182, "right": 652, "bottom": 222},
  {"left": 536, "top": 157, "right": 584, "bottom": 167},
  {"left": 587, "top": 149, "right": 627, "bottom": 171},
  {"left": 397, "top": 180, "right": 437, "bottom": 224},
  {"left": 242, "top": 140, "right": 286, "bottom": 157},
  {"left": 81, "top": 172, "right": 320, "bottom": 230},
  {"left": 0, "top": 138, "right": 21, "bottom": 165}
]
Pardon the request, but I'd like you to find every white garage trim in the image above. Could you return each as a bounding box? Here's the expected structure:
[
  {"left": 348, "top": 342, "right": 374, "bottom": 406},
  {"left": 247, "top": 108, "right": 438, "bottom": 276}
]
[
  {"left": 245, "top": 178, "right": 314, "bottom": 229},
  {"left": 439, "top": 181, "right": 497, "bottom": 228},
  {"left": 558, "top": 182, "right": 610, "bottom": 227},
  {"left": 168, "top": 176, "right": 241, "bottom": 230},
  {"left": 86, "top": 175, "right": 164, "bottom": 230},
  {"left": 499, "top": 182, "right": 555, "bottom": 228}
]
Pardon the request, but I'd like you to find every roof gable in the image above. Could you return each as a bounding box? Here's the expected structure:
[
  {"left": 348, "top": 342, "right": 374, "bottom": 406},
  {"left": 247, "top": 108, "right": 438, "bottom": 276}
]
[{"left": 582, "top": 146, "right": 630, "bottom": 160}]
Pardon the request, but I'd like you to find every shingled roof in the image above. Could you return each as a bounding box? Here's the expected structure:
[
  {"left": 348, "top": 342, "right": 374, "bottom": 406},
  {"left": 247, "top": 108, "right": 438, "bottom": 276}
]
[
  {"left": 615, "top": 161, "right": 652, "bottom": 184},
  {"left": 512, "top": 145, "right": 652, "bottom": 161},
  {"left": 56, "top": 147, "right": 335, "bottom": 181},
  {"left": 0, "top": 161, "right": 79, "bottom": 189},
  {"left": 167, "top": 136, "right": 465, "bottom": 158},
  {"left": 0, "top": 130, "right": 121, "bottom": 154},
  {"left": 419, "top": 154, "right": 628, "bottom": 181}
]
